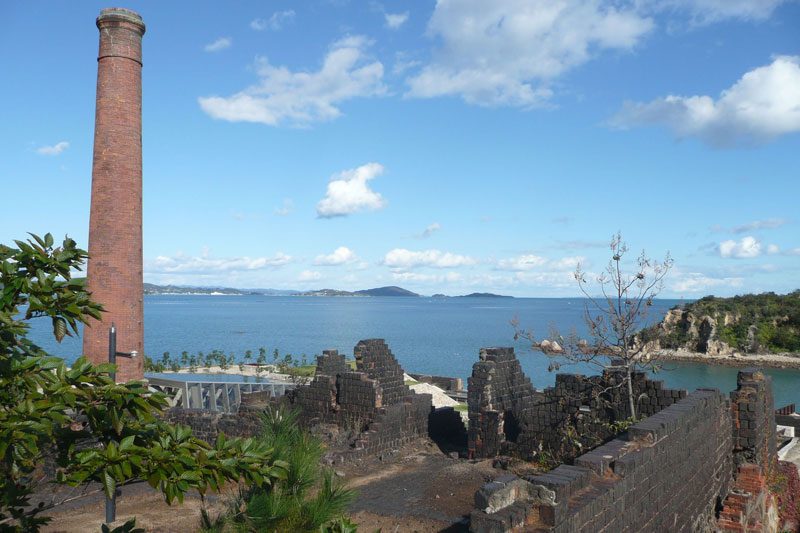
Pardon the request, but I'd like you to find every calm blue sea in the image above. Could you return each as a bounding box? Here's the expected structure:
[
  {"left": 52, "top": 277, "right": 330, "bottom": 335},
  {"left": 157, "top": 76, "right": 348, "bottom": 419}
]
[{"left": 26, "top": 295, "right": 800, "bottom": 408}]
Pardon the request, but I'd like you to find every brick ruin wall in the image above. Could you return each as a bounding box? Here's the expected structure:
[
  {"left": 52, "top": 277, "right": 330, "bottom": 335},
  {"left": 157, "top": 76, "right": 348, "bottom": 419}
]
[
  {"left": 353, "top": 339, "right": 410, "bottom": 405},
  {"left": 468, "top": 347, "right": 688, "bottom": 462},
  {"left": 467, "top": 353, "right": 781, "bottom": 533},
  {"left": 315, "top": 349, "right": 348, "bottom": 376},
  {"left": 286, "top": 339, "right": 433, "bottom": 462},
  {"left": 162, "top": 405, "right": 263, "bottom": 443},
  {"left": 730, "top": 367, "right": 777, "bottom": 469},
  {"left": 471, "top": 388, "right": 735, "bottom": 532},
  {"left": 156, "top": 341, "right": 436, "bottom": 464}
]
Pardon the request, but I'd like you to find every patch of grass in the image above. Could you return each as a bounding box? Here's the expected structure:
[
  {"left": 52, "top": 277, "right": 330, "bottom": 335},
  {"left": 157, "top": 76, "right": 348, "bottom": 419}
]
[
  {"left": 290, "top": 365, "right": 317, "bottom": 377},
  {"left": 404, "top": 379, "right": 421, "bottom": 386},
  {"left": 454, "top": 404, "right": 468, "bottom": 412},
  {"left": 346, "top": 359, "right": 356, "bottom": 370}
]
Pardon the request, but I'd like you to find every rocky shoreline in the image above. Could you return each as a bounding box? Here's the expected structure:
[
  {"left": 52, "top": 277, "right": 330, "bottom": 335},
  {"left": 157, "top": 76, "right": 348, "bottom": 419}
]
[{"left": 654, "top": 349, "right": 800, "bottom": 370}]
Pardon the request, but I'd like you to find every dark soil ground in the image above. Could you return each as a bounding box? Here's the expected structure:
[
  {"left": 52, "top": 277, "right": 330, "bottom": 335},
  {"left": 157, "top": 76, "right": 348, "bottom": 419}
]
[
  {"left": 340, "top": 439, "right": 501, "bottom": 532},
  {"left": 37, "top": 438, "right": 511, "bottom": 532}
]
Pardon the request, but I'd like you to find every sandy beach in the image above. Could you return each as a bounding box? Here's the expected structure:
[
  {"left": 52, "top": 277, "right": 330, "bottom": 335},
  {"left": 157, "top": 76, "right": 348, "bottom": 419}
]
[
  {"left": 654, "top": 349, "right": 800, "bottom": 370},
  {"left": 155, "top": 364, "right": 297, "bottom": 382}
]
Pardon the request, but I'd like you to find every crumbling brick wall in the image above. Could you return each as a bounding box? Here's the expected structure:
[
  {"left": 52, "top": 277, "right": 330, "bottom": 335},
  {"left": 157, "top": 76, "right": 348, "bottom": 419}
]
[
  {"left": 315, "top": 349, "right": 348, "bottom": 376},
  {"left": 467, "top": 347, "right": 537, "bottom": 459},
  {"left": 717, "top": 463, "right": 780, "bottom": 532},
  {"left": 161, "top": 403, "right": 264, "bottom": 443},
  {"left": 472, "top": 389, "right": 734, "bottom": 532},
  {"left": 467, "top": 347, "right": 687, "bottom": 461},
  {"left": 470, "top": 368, "right": 779, "bottom": 533},
  {"left": 354, "top": 339, "right": 410, "bottom": 405},
  {"left": 731, "top": 367, "right": 777, "bottom": 468},
  {"left": 287, "top": 340, "right": 432, "bottom": 463}
]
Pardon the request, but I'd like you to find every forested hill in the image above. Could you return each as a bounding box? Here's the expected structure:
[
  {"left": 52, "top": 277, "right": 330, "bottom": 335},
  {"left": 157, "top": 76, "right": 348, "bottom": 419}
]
[{"left": 641, "top": 290, "right": 800, "bottom": 354}]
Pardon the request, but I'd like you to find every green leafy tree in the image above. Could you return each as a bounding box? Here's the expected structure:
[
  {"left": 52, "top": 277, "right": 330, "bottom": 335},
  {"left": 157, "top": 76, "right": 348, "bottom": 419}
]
[{"left": 0, "top": 234, "right": 287, "bottom": 531}]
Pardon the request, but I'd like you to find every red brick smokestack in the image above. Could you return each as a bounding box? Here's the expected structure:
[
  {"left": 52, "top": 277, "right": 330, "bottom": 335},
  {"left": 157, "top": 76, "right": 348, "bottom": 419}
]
[{"left": 83, "top": 8, "right": 146, "bottom": 381}]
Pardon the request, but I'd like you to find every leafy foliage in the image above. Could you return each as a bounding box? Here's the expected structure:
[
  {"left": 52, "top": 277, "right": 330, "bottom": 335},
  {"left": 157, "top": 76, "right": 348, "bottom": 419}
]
[
  {"left": 206, "top": 405, "right": 356, "bottom": 532},
  {"left": 0, "top": 234, "right": 286, "bottom": 531},
  {"left": 672, "top": 291, "right": 798, "bottom": 352}
]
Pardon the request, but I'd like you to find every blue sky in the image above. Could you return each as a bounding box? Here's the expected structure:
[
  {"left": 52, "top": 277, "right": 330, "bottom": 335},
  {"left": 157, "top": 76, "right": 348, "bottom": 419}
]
[{"left": 1, "top": 0, "right": 799, "bottom": 297}]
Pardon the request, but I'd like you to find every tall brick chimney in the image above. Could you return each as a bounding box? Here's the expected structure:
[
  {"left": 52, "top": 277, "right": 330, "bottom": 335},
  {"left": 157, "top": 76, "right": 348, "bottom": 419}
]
[{"left": 83, "top": 8, "right": 146, "bottom": 382}]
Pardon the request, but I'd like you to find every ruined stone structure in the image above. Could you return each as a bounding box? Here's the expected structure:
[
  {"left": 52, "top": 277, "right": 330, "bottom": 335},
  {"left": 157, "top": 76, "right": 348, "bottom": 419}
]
[
  {"left": 287, "top": 339, "right": 432, "bottom": 462},
  {"left": 315, "top": 349, "right": 348, "bottom": 376},
  {"left": 730, "top": 367, "right": 777, "bottom": 468},
  {"left": 83, "top": 8, "right": 146, "bottom": 381},
  {"left": 162, "top": 392, "right": 268, "bottom": 444},
  {"left": 468, "top": 347, "right": 687, "bottom": 461},
  {"left": 468, "top": 356, "right": 781, "bottom": 532}
]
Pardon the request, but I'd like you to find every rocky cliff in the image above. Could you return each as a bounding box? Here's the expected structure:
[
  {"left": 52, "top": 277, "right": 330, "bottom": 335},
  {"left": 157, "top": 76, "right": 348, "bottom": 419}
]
[{"left": 640, "top": 290, "right": 800, "bottom": 355}]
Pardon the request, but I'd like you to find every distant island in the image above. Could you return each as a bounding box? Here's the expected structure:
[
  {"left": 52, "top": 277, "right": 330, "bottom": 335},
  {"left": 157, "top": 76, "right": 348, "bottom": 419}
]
[
  {"left": 143, "top": 284, "right": 422, "bottom": 297},
  {"left": 143, "top": 283, "right": 257, "bottom": 295},
  {"left": 432, "top": 292, "right": 513, "bottom": 298},
  {"left": 297, "top": 286, "right": 422, "bottom": 297},
  {"left": 143, "top": 284, "right": 513, "bottom": 298}
]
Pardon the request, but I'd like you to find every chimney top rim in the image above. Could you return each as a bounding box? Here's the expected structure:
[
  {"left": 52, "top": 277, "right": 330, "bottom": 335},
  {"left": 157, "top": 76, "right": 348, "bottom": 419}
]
[{"left": 97, "top": 8, "right": 145, "bottom": 33}]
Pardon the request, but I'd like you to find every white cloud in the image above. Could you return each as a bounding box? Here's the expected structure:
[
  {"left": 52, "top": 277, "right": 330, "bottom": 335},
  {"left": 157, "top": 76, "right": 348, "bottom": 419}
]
[
  {"left": 718, "top": 236, "right": 762, "bottom": 258},
  {"left": 275, "top": 198, "right": 294, "bottom": 216},
  {"left": 512, "top": 270, "right": 579, "bottom": 288},
  {"left": 313, "top": 246, "right": 359, "bottom": 266},
  {"left": 297, "top": 270, "right": 323, "bottom": 281},
  {"left": 381, "top": 249, "right": 477, "bottom": 270},
  {"left": 731, "top": 217, "right": 791, "bottom": 234},
  {"left": 251, "top": 10, "right": 296, "bottom": 31},
  {"left": 204, "top": 37, "right": 232, "bottom": 52},
  {"left": 316, "top": 162, "right": 387, "bottom": 217},
  {"left": 649, "top": 0, "right": 790, "bottom": 24},
  {"left": 392, "top": 52, "right": 421, "bottom": 75},
  {"left": 670, "top": 272, "right": 744, "bottom": 293},
  {"left": 385, "top": 12, "right": 409, "bottom": 29},
  {"left": 551, "top": 240, "right": 606, "bottom": 250},
  {"left": 611, "top": 56, "right": 800, "bottom": 147},
  {"left": 198, "top": 36, "right": 385, "bottom": 127},
  {"left": 763, "top": 244, "right": 800, "bottom": 256},
  {"left": 496, "top": 254, "right": 548, "bottom": 271},
  {"left": 495, "top": 253, "right": 586, "bottom": 271},
  {"left": 391, "top": 271, "right": 463, "bottom": 284},
  {"left": 37, "top": 141, "right": 69, "bottom": 155},
  {"left": 550, "top": 256, "right": 587, "bottom": 270},
  {"left": 406, "top": 0, "right": 653, "bottom": 107},
  {"left": 146, "top": 251, "right": 292, "bottom": 274},
  {"left": 416, "top": 223, "right": 441, "bottom": 239}
]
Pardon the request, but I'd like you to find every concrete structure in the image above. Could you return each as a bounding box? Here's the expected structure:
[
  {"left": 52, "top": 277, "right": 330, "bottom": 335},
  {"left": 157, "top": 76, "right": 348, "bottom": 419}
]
[{"left": 83, "top": 8, "right": 146, "bottom": 381}]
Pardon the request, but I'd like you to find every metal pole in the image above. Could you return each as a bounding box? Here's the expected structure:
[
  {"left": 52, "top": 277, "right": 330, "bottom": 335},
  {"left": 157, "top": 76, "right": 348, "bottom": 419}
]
[
  {"left": 109, "top": 323, "right": 117, "bottom": 382},
  {"left": 106, "top": 323, "right": 116, "bottom": 524},
  {"left": 105, "top": 490, "right": 116, "bottom": 524}
]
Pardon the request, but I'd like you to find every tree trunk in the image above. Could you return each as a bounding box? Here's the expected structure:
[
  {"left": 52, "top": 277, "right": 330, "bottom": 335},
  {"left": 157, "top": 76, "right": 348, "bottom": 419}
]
[{"left": 626, "top": 365, "right": 636, "bottom": 419}]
